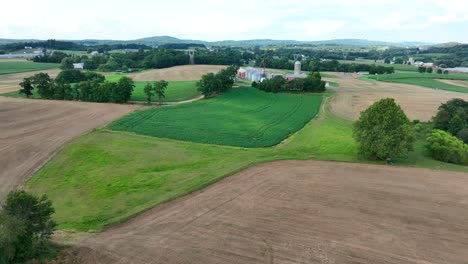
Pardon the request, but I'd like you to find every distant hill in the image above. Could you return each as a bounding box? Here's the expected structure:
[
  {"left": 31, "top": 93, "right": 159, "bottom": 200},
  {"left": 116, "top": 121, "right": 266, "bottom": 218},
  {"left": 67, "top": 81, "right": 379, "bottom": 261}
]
[
  {"left": 131, "top": 37, "right": 433, "bottom": 47},
  {"left": 0, "top": 36, "right": 441, "bottom": 48}
]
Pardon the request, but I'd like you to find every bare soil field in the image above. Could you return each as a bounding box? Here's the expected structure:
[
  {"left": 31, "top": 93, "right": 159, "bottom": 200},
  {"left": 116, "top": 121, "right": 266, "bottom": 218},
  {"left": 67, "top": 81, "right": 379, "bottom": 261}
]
[
  {"left": 326, "top": 72, "right": 468, "bottom": 121},
  {"left": 127, "top": 65, "right": 227, "bottom": 81},
  {"left": 0, "top": 69, "right": 61, "bottom": 94},
  {"left": 0, "top": 58, "right": 29, "bottom": 62},
  {"left": 437, "top": 79, "right": 468, "bottom": 88},
  {"left": 69, "top": 160, "right": 468, "bottom": 264},
  {"left": 0, "top": 97, "right": 138, "bottom": 200}
]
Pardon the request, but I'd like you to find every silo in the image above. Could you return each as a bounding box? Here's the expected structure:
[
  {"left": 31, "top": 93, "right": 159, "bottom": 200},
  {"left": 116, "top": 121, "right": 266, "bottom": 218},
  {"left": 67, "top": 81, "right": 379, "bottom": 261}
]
[{"left": 294, "top": 61, "right": 301, "bottom": 75}]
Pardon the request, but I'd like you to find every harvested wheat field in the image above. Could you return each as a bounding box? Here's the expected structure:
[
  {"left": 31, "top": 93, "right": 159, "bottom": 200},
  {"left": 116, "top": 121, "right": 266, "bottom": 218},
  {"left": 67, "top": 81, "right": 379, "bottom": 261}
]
[
  {"left": 127, "top": 65, "right": 227, "bottom": 81},
  {"left": 325, "top": 72, "right": 468, "bottom": 121},
  {"left": 0, "top": 69, "right": 61, "bottom": 94},
  {"left": 69, "top": 160, "right": 468, "bottom": 264},
  {"left": 0, "top": 97, "right": 138, "bottom": 200}
]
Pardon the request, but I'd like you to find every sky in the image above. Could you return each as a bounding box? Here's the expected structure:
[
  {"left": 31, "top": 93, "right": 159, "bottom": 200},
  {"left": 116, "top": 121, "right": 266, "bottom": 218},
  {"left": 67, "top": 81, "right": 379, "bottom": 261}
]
[{"left": 1, "top": 0, "right": 467, "bottom": 43}]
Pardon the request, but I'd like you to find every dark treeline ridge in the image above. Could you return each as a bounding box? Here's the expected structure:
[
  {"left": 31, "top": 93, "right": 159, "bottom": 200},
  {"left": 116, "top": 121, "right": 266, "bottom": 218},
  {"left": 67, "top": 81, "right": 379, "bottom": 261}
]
[
  {"left": 252, "top": 72, "right": 326, "bottom": 93},
  {"left": 255, "top": 58, "right": 394, "bottom": 74},
  {"left": 159, "top": 43, "right": 206, "bottom": 49},
  {"left": 28, "top": 47, "right": 243, "bottom": 71},
  {"left": 0, "top": 39, "right": 151, "bottom": 53},
  {"left": 19, "top": 70, "right": 134, "bottom": 103}
]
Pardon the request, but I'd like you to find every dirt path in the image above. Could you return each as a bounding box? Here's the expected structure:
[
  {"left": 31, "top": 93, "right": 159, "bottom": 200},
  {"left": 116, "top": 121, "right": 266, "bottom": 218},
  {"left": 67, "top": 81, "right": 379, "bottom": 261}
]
[
  {"left": 68, "top": 160, "right": 468, "bottom": 264},
  {"left": 0, "top": 97, "right": 139, "bottom": 200},
  {"left": 0, "top": 69, "right": 61, "bottom": 94},
  {"left": 127, "top": 65, "right": 227, "bottom": 82},
  {"left": 437, "top": 79, "right": 468, "bottom": 88},
  {"left": 326, "top": 72, "right": 468, "bottom": 121}
]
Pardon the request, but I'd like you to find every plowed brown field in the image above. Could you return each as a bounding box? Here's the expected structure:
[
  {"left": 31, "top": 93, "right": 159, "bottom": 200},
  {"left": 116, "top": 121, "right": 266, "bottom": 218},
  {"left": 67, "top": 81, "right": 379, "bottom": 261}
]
[
  {"left": 68, "top": 160, "right": 468, "bottom": 264},
  {"left": 325, "top": 72, "right": 468, "bottom": 121},
  {"left": 127, "top": 65, "right": 227, "bottom": 81},
  {"left": 0, "top": 97, "right": 138, "bottom": 200}
]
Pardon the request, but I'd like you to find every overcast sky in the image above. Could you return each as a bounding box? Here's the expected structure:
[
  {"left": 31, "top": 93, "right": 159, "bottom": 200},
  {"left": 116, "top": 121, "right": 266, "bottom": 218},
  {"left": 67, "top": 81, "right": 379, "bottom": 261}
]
[{"left": 1, "top": 0, "right": 467, "bottom": 43}]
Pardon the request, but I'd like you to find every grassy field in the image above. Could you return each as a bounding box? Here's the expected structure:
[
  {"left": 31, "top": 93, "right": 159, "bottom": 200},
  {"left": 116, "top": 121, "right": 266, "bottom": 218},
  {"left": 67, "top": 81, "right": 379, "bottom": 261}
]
[
  {"left": 0, "top": 61, "right": 59, "bottom": 75},
  {"left": 369, "top": 73, "right": 468, "bottom": 93},
  {"left": 106, "top": 75, "right": 201, "bottom": 102},
  {"left": 26, "top": 92, "right": 468, "bottom": 231},
  {"left": 130, "top": 81, "right": 199, "bottom": 102},
  {"left": 110, "top": 87, "right": 323, "bottom": 147}
]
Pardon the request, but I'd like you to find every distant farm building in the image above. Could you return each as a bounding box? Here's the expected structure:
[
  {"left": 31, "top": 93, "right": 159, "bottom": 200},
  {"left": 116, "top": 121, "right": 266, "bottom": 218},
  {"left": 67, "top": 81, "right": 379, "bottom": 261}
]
[
  {"left": 73, "top": 63, "right": 84, "bottom": 69},
  {"left": 286, "top": 61, "right": 307, "bottom": 80},
  {"left": 357, "top": 71, "right": 370, "bottom": 75},
  {"left": 237, "top": 60, "right": 308, "bottom": 82},
  {"left": 90, "top": 51, "right": 99, "bottom": 56},
  {"left": 237, "top": 68, "right": 247, "bottom": 78}
]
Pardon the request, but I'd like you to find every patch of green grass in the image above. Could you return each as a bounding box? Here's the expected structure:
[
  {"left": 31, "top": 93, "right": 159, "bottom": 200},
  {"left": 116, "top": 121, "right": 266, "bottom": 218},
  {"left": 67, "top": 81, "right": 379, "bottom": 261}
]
[
  {"left": 329, "top": 81, "right": 339, "bottom": 87},
  {"left": 106, "top": 75, "right": 201, "bottom": 102},
  {"left": 26, "top": 93, "right": 468, "bottom": 232},
  {"left": 130, "top": 81, "right": 199, "bottom": 102},
  {"left": 110, "top": 87, "right": 323, "bottom": 147},
  {"left": 0, "top": 90, "right": 41, "bottom": 98},
  {"left": 369, "top": 72, "right": 468, "bottom": 93},
  {"left": 0, "top": 62, "right": 59, "bottom": 75},
  {"left": 319, "top": 72, "right": 335, "bottom": 78}
]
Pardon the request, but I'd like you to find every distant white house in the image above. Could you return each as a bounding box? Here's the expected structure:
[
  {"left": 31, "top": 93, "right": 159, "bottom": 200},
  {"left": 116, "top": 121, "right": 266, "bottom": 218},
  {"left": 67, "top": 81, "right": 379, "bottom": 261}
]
[
  {"left": 90, "top": 51, "right": 99, "bottom": 56},
  {"left": 357, "top": 71, "right": 370, "bottom": 75},
  {"left": 73, "top": 63, "right": 84, "bottom": 69}
]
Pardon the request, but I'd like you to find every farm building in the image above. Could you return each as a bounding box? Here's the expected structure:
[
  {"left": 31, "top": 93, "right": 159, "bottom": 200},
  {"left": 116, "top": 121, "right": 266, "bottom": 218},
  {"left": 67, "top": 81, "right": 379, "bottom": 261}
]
[
  {"left": 285, "top": 61, "right": 307, "bottom": 80},
  {"left": 357, "top": 71, "right": 370, "bottom": 75},
  {"left": 73, "top": 63, "right": 84, "bottom": 69},
  {"left": 237, "top": 68, "right": 247, "bottom": 78},
  {"left": 237, "top": 67, "right": 288, "bottom": 82}
]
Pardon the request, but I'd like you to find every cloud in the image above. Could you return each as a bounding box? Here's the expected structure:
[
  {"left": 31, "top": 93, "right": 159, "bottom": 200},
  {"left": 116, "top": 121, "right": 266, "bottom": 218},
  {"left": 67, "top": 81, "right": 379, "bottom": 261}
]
[{"left": 0, "top": 0, "right": 467, "bottom": 42}]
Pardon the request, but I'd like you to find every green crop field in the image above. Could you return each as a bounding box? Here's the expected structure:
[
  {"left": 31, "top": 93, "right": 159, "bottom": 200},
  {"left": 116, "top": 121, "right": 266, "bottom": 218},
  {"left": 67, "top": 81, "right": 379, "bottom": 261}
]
[
  {"left": 110, "top": 87, "right": 323, "bottom": 147},
  {"left": 0, "top": 62, "right": 59, "bottom": 75},
  {"left": 26, "top": 94, "right": 467, "bottom": 231},
  {"left": 369, "top": 73, "right": 468, "bottom": 93}
]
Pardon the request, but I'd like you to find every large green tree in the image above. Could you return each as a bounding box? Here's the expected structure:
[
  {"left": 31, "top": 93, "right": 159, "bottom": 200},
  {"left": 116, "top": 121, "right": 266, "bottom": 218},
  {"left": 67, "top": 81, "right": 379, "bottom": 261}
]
[
  {"left": 19, "top": 78, "right": 33, "bottom": 98},
  {"left": 31, "top": 73, "right": 53, "bottom": 99},
  {"left": 143, "top": 83, "right": 154, "bottom": 104},
  {"left": 113, "top": 77, "right": 135, "bottom": 103},
  {"left": 59, "top": 57, "right": 74, "bottom": 70},
  {"left": 0, "top": 191, "right": 56, "bottom": 263},
  {"left": 154, "top": 80, "right": 168, "bottom": 105},
  {"left": 353, "top": 98, "right": 415, "bottom": 161}
]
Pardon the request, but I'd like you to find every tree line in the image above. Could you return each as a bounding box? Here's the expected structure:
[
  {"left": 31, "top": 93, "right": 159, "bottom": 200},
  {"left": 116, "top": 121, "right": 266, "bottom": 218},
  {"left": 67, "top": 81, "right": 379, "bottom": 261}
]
[
  {"left": 255, "top": 58, "right": 394, "bottom": 74},
  {"left": 19, "top": 70, "right": 134, "bottom": 103},
  {"left": 196, "top": 66, "right": 238, "bottom": 97},
  {"left": 252, "top": 72, "right": 326, "bottom": 93},
  {"left": 59, "top": 48, "right": 243, "bottom": 72},
  {"left": 0, "top": 39, "right": 150, "bottom": 53}
]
